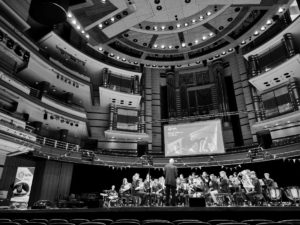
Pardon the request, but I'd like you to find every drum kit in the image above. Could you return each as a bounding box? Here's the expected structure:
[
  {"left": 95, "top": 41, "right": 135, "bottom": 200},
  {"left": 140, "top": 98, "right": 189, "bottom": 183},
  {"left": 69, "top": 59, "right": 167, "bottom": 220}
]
[
  {"left": 266, "top": 187, "right": 282, "bottom": 206},
  {"left": 100, "top": 190, "right": 120, "bottom": 207},
  {"left": 284, "top": 186, "right": 300, "bottom": 206}
]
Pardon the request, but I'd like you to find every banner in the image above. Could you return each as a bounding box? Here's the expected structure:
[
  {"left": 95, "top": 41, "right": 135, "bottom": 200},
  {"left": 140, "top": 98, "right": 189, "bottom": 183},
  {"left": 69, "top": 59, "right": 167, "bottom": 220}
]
[
  {"left": 164, "top": 120, "right": 225, "bottom": 157},
  {"left": 10, "top": 167, "right": 35, "bottom": 207}
]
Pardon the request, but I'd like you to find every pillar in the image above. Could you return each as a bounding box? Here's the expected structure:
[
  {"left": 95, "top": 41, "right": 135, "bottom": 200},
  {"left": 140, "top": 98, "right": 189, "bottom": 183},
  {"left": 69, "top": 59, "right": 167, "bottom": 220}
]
[
  {"left": 282, "top": 33, "right": 296, "bottom": 58},
  {"left": 109, "top": 104, "right": 115, "bottom": 130},
  {"left": 251, "top": 87, "right": 263, "bottom": 122},
  {"left": 248, "top": 55, "right": 260, "bottom": 77},
  {"left": 166, "top": 68, "right": 177, "bottom": 118},
  {"left": 288, "top": 78, "right": 300, "bottom": 110},
  {"left": 102, "top": 68, "right": 109, "bottom": 88}
]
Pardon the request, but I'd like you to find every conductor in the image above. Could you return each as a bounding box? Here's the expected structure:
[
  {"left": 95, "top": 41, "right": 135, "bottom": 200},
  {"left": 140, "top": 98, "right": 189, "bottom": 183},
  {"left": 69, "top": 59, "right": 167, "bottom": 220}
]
[{"left": 164, "top": 158, "right": 178, "bottom": 206}]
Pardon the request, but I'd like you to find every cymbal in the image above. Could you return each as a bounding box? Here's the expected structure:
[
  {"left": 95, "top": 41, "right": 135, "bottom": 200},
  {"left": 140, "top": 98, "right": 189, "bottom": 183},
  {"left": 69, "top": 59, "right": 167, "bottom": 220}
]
[{"left": 100, "top": 193, "right": 108, "bottom": 196}]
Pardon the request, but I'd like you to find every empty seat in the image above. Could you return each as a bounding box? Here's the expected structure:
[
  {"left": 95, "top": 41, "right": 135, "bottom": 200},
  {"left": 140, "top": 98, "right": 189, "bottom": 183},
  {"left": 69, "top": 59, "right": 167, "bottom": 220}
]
[
  {"left": 143, "top": 220, "right": 171, "bottom": 225},
  {"left": 0, "top": 220, "right": 11, "bottom": 223},
  {"left": 49, "top": 220, "right": 69, "bottom": 224},
  {"left": 116, "top": 220, "right": 139, "bottom": 224},
  {"left": 0, "top": 222, "right": 20, "bottom": 225},
  {"left": 111, "top": 222, "right": 140, "bottom": 225},
  {"left": 242, "top": 220, "right": 273, "bottom": 225},
  {"left": 50, "top": 223, "right": 75, "bottom": 225},
  {"left": 208, "top": 220, "right": 236, "bottom": 225},
  {"left": 178, "top": 222, "right": 210, "bottom": 225},
  {"left": 13, "top": 220, "right": 29, "bottom": 225},
  {"left": 143, "top": 221, "right": 173, "bottom": 225},
  {"left": 257, "top": 223, "right": 293, "bottom": 225},
  {"left": 218, "top": 223, "right": 248, "bottom": 225},
  {"left": 172, "top": 220, "right": 200, "bottom": 225},
  {"left": 80, "top": 222, "right": 106, "bottom": 225},
  {"left": 69, "top": 220, "right": 89, "bottom": 225},
  {"left": 25, "top": 222, "right": 48, "bottom": 225},
  {"left": 30, "top": 220, "right": 48, "bottom": 224},
  {"left": 279, "top": 220, "right": 300, "bottom": 225},
  {"left": 91, "top": 220, "right": 113, "bottom": 225}
]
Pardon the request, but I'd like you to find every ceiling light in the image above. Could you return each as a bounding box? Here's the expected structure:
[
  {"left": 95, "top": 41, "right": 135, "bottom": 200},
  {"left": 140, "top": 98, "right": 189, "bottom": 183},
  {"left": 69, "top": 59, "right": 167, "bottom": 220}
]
[
  {"left": 199, "top": 15, "right": 204, "bottom": 20},
  {"left": 176, "top": 23, "right": 181, "bottom": 28},
  {"left": 152, "top": 65, "right": 157, "bottom": 67},
  {"left": 81, "top": 30, "right": 85, "bottom": 34},
  {"left": 153, "top": 44, "right": 158, "bottom": 48},
  {"left": 168, "top": 45, "right": 173, "bottom": 49},
  {"left": 266, "top": 19, "right": 272, "bottom": 25},
  {"left": 116, "top": 56, "right": 120, "bottom": 59},
  {"left": 206, "top": 11, "right": 212, "bottom": 16},
  {"left": 98, "top": 47, "right": 103, "bottom": 51},
  {"left": 192, "top": 19, "right": 196, "bottom": 23},
  {"left": 111, "top": 17, "right": 115, "bottom": 22},
  {"left": 99, "top": 24, "right": 103, "bottom": 28},
  {"left": 241, "top": 40, "right": 246, "bottom": 44},
  {"left": 154, "top": 26, "right": 158, "bottom": 30},
  {"left": 122, "top": 58, "right": 126, "bottom": 61},
  {"left": 67, "top": 12, "right": 72, "bottom": 18},
  {"left": 222, "top": 51, "right": 226, "bottom": 55},
  {"left": 161, "top": 25, "right": 165, "bottom": 30},
  {"left": 161, "top": 45, "right": 165, "bottom": 49},
  {"left": 202, "top": 36, "right": 207, "bottom": 40},
  {"left": 85, "top": 34, "right": 90, "bottom": 39},
  {"left": 181, "top": 43, "right": 186, "bottom": 47},
  {"left": 76, "top": 25, "right": 81, "bottom": 30},
  {"left": 101, "top": 0, "right": 106, "bottom": 3},
  {"left": 261, "top": 26, "right": 266, "bottom": 31},
  {"left": 254, "top": 31, "right": 259, "bottom": 36},
  {"left": 184, "top": 22, "right": 188, "bottom": 27},
  {"left": 209, "top": 32, "right": 214, "bottom": 37},
  {"left": 228, "top": 48, "right": 233, "bottom": 52},
  {"left": 194, "top": 40, "right": 199, "bottom": 44},
  {"left": 71, "top": 19, "right": 76, "bottom": 25},
  {"left": 109, "top": 53, "right": 114, "bottom": 57},
  {"left": 278, "top": 7, "right": 284, "bottom": 13}
]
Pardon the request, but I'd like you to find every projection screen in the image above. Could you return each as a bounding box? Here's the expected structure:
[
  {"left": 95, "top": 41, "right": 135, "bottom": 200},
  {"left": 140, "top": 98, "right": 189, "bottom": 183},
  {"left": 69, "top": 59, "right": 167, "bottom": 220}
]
[{"left": 164, "top": 120, "right": 225, "bottom": 157}]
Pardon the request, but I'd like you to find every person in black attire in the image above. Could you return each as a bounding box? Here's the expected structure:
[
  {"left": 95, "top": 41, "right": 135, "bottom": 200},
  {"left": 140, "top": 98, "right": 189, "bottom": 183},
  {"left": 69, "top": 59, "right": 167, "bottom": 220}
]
[
  {"left": 246, "top": 171, "right": 264, "bottom": 205},
  {"left": 164, "top": 158, "right": 178, "bottom": 206}
]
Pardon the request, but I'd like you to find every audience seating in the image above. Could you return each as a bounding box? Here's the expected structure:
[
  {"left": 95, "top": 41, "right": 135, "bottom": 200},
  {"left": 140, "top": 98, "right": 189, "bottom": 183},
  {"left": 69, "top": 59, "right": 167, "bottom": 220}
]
[
  {"left": 142, "top": 220, "right": 172, "bottom": 225},
  {"left": 69, "top": 220, "right": 89, "bottom": 225},
  {"left": 116, "top": 220, "right": 139, "bottom": 223},
  {"left": 50, "top": 223, "right": 75, "bottom": 225},
  {"left": 13, "top": 220, "right": 28, "bottom": 224},
  {"left": 49, "top": 220, "right": 69, "bottom": 224},
  {"left": 24, "top": 222, "right": 48, "bottom": 225},
  {"left": 177, "top": 222, "right": 210, "bottom": 225},
  {"left": 208, "top": 220, "right": 237, "bottom": 225},
  {"left": 0, "top": 222, "right": 20, "bottom": 225},
  {"left": 172, "top": 220, "right": 200, "bottom": 225},
  {"left": 0, "top": 220, "right": 12, "bottom": 223},
  {"left": 91, "top": 219, "right": 113, "bottom": 225},
  {"left": 256, "top": 223, "right": 293, "bottom": 225},
  {"left": 242, "top": 220, "right": 273, "bottom": 225},
  {"left": 279, "top": 220, "right": 300, "bottom": 225},
  {"left": 80, "top": 222, "right": 106, "bottom": 225},
  {"left": 111, "top": 222, "right": 140, "bottom": 225},
  {"left": 29, "top": 220, "right": 48, "bottom": 224}
]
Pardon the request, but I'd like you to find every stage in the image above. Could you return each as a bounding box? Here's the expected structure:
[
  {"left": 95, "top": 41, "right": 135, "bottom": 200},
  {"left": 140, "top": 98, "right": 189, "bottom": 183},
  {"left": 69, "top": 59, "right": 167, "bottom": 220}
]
[{"left": 1, "top": 207, "right": 300, "bottom": 221}]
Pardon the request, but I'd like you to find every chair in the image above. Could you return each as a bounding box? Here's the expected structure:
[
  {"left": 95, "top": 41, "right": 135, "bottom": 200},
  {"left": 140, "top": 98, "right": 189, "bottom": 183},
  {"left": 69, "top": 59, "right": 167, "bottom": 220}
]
[
  {"left": 143, "top": 221, "right": 173, "bottom": 225},
  {"left": 143, "top": 220, "right": 171, "bottom": 225},
  {"left": 111, "top": 222, "right": 140, "bottom": 225},
  {"left": 29, "top": 220, "right": 48, "bottom": 224},
  {"left": 92, "top": 220, "right": 113, "bottom": 225},
  {"left": 80, "top": 223, "right": 106, "bottom": 225},
  {"left": 13, "top": 220, "right": 29, "bottom": 225},
  {"left": 69, "top": 220, "right": 89, "bottom": 225},
  {"left": 172, "top": 221, "right": 200, "bottom": 225},
  {"left": 49, "top": 220, "right": 69, "bottom": 224},
  {"left": 25, "top": 222, "right": 48, "bottom": 225},
  {"left": 50, "top": 223, "right": 74, "bottom": 225},
  {"left": 208, "top": 220, "right": 236, "bottom": 225},
  {"left": 217, "top": 223, "right": 248, "bottom": 225},
  {"left": 116, "top": 220, "right": 139, "bottom": 224},
  {"left": 257, "top": 223, "right": 293, "bottom": 225},
  {"left": 0, "top": 222, "right": 20, "bottom": 225},
  {"left": 0, "top": 220, "right": 11, "bottom": 223},
  {"left": 178, "top": 221, "right": 210, "bottom": 225},
  {"left": 242, "top": 220, "right": 273, "bottom": 225},
  {"left": 178, "top": 223, "right": 209, "bottom": 225},
  {"left": 279, "top": 220, "right": 300, "bottom": 225}
]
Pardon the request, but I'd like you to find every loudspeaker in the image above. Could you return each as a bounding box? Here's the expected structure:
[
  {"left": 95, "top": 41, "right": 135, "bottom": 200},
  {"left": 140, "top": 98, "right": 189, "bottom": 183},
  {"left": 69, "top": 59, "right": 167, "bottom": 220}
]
[
  {"left": 256, "top": 130, "right": 272, "bottom": 149},
  {"left": 137, "top": 141, "right": 148, "bottom": 157},
  {"left": 189, "top": 197, "right": 206, "bottom": 207}
]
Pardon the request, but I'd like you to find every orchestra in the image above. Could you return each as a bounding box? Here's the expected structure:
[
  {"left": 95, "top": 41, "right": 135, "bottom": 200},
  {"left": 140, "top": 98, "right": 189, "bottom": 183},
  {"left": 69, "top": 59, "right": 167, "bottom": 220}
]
[{"left": 99, "top": 169, "right": 294, "bottom": 207}]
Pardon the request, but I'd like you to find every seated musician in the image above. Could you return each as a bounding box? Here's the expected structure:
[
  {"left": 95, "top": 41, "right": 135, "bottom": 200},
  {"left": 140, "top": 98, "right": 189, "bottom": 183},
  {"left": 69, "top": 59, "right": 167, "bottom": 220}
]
[
  {"left": 151, "top": 179, "right": 163, "bottom": 206},
  {"left": 209, "top": 174, "right": 219, "bottom": 205},
  {"left": 263, "top": 173, "right": 277, "bottom": 188},
  {"left": 158, "top": 176, "right": 166, "bottom": 205},
  {"left": 108, "top": 185, "right": 118, "bottom": 206},
  {"left": 218, "top": 171, "right": 232, "bottom": 205},
  {"left": 246, "top": 171, "right": 264, "bottom": 205},
  {"left": 119, "top": 178, "right": 131, "bottom": 205},
  {"left": 131, "top": 173, "right": 140, "bottom": 206},
  {"left": 135, "top": 178, "right": 147, "bottom": 206},
  {"left": 144, "top": 174, "right": 153, "bottom": 206},
  {"left": 229, "top": 175, "right": 241, "bottom": 193}
]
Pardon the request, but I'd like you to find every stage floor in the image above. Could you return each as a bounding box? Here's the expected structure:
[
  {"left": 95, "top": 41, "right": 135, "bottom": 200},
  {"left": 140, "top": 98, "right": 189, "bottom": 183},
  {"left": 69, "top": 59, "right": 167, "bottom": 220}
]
[{"left": 1, "top": 207, "right": 300, "bottom": 221}]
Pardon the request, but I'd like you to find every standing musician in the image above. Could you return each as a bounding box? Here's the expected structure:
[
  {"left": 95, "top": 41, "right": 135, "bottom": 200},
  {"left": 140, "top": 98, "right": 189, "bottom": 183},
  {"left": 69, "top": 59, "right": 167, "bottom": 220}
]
[
  {"left": 131, "top": 173, "right": 140, "bottom": 206},
  {"left": 164, "top": 158, "right": 178, "bottom": 206},
  {"left": 263, "top": 173, "right": 277, "bottom": 188},
  {"left": 144, "top": 174, "right": 153, "bottom": 205},
  {"left": 218, "top": 171, "right": 232, "bottom": 205}
]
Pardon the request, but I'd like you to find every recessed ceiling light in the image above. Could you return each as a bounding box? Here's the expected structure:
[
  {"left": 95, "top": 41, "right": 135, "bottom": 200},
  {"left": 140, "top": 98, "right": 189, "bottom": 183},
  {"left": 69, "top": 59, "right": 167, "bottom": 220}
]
[
  {"left": 254, "top": 31, "right": 259, "bottom": 36},
  {"left": 152, "top": 65, "right": 157, "bottom": 67},
  {"left": 101, "top": 0, "right": 106, "bottom": 3},
  {"left": 111, "top": 17, "right": 115, "bottom": 22},
  {"left": 98, "top": 47, "right": 103, "bottom": 51},
  {"left": 266, "top": 19, "right": 272, "bottom": 25},
  {"left": 194, "top": 39, "right": 199, "bottom": 44},
  {"left": 202, "top": 36, "right": 207, "bottom": 40},
  {"left": 241, "top": 40, "right": 246, "bottom": 44},
  {"left": 99, "top": 24, "right": 103, "bottom": 28},
  {"left": 168, "top": 45, "right": 172, "bottom": 49},
  {"left": 206, "top": 11, "right": 211, "bottom": 16},
  {"left": 161, "top": 45, "right": 165, "bottom": 49},
  {"left": 209, "top": 32, "right": 214, "bottom": 37},
  {"left": 176, "top": 23, "right": 181, "bottom": 28},
  {"left": 199, "top": 15, "right": 204, "bottom": 20},
  {"left": 81, "top": 30, "right": 85, "bottom": 34},
  {"left": 192, "top": 19, "right": 196, "bottom": 23},
  {"left": 76, "top": 25, "right": 81, "bottom": 30},
  {"left": 109, "top": 53, "right": 114, "bottom": 57},
  {"left": 184, "top": 22, "right": 188, "bottom": 27},
  {"left": 153, "top": 44, "right": 158, "bottom": 48},
  {"left": 85, "top": 34, "right": 89, "bottom": 39},
  {"left": 122, "top": 58, "right": 126, "bottom": 61},
  {"left": 67, "top": 12, "right": 72, "bottom": 18},
  {"left": 71, "top": 19, "right": 76, "bottom": 25},
  {"left": 278, "top": 7, "right": 284, "bottom": 13},
  {"left": 116, "top": 56, "right": 120, "bottom": 59},
  {"left": 228, "top": 48, "right": 233, "bottom": 52},
  {"left": 222, "top": 51, "right": 226, "bottom": 55},
  {"left": 261, "top": 26, "right": 266, "bottom": 31},
  {"left": 161, "top": 25, "right": 165, "bottom": 30},
  {"left": 154, "top": 26, "right": 158, "bottom": 30},
  {"left": 181, "top": 43, "right": 186, "bottom": 47}
]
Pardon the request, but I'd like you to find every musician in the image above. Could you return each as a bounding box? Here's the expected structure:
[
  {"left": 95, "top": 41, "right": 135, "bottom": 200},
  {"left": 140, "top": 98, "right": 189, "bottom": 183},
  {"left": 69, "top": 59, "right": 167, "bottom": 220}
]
[
  {"left": 119, "top": 178, "right": 131, "bottom": 205},
  {"left": 246, "top": 171, "right": 264, "bottom": 205},
  {"left": 131, "top": 173, "right": 140, "bottom": 206},
  {"left": 135, "top": 178, "right": 147, "bottom": 206},
  {"left": 151, "top": 179, "right": 163, "bottom": 206},
  {"left": 229, "top": 175, "right": 241, "bottom": 193},
  {"left": 108, "top": 185, "right": 118, "bottom": 207},
  {"left": 209, "top": 174, "right": 219, "bottom": 204},
  {"left": 219, "top": 171, "right": 230, "bottom": 193},
  {"left": 144, "top": 174, "right": 153, "bottom": 205},
  {"left": 263, "top": 173, "right": 277, "bottom": 188}
]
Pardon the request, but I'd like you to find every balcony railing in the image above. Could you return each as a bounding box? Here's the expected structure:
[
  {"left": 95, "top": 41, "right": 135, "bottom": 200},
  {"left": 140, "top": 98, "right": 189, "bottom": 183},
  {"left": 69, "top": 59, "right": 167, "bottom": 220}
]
[{"left": 36, "top": 135, "right": 80, "bottom": 151}]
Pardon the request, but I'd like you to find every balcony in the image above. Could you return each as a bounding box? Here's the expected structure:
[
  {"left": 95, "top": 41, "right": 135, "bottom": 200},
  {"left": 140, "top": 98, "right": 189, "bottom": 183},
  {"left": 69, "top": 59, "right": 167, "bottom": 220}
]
[{"left": 249, "top": 54, "right": 300, "bottom": 92}]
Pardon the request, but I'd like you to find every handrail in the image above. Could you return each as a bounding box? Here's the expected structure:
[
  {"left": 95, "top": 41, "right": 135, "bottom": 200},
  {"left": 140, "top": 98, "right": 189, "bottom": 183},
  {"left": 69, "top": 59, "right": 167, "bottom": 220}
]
[{"left": 35, "top": 135, "right": 80, "bottom": 151}]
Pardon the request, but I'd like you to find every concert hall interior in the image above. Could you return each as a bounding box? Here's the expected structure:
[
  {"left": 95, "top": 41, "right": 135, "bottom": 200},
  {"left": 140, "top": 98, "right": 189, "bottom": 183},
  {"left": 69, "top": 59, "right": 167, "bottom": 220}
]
[{"left": 1, "top": 0, "right": 300, "bottom": 223}]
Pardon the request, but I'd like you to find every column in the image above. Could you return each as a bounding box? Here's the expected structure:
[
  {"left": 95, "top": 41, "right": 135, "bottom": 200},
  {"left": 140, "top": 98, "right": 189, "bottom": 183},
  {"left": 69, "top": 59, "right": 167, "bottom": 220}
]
[
  {"left": 288, "top": 78, "right": 300, "bottom": 110},
  {"left": 251, "top": 87, "right": 263, "bottom": 121},
  {"left": 248, "top": 55, "right": 261, "bottom": 77},
  {"left": 166, "top": 68, "right": 177, "bottom": 118},
  {"left": 133, "top": 75, "right": 140, "bottom": 94},
  {"left": 102, "top": 68, "right": 109, "bottom": 88},
  {"left": 282, "top": 33, "right": 296, "bottom": 58},
  {"left": 109, "top": 104, "right": 115, "bottom": 130}
]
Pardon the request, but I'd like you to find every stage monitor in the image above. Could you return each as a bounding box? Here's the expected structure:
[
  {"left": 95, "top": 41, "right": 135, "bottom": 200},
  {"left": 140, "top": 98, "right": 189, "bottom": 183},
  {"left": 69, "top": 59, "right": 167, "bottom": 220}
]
[{"left": 164, "top": 120, "right": 225, "bottom": 157}]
